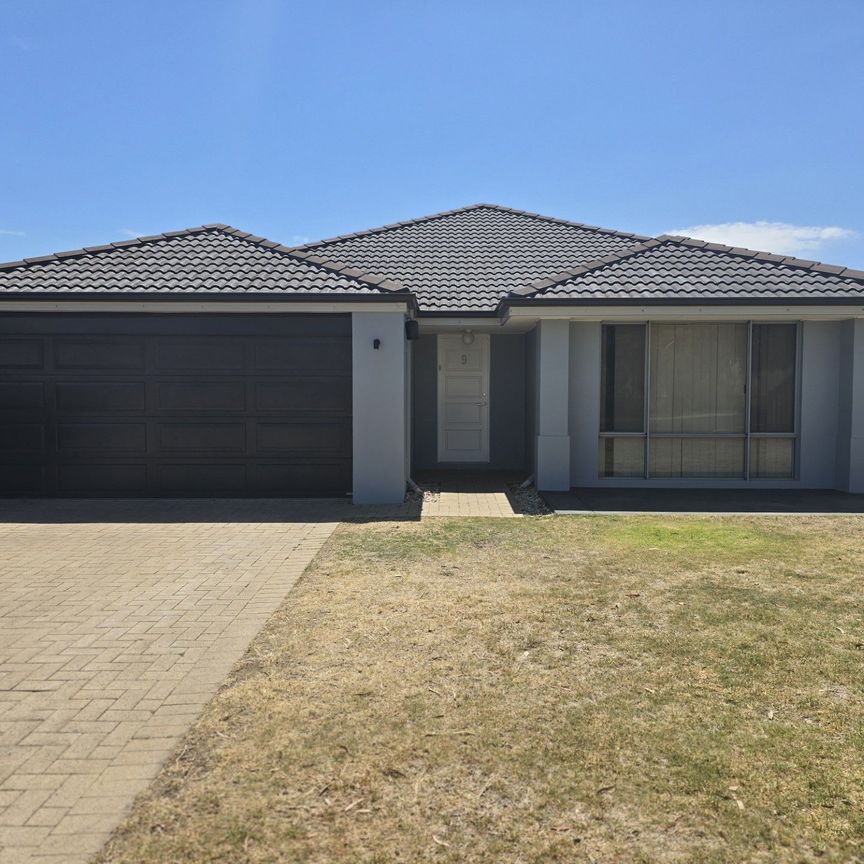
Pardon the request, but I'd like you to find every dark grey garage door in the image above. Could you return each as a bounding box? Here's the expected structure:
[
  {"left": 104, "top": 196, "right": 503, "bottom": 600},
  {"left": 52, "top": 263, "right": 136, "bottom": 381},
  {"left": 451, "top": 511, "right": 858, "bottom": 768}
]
[{"left": 0, "top": 313, "right": 352, "bottom": 496}]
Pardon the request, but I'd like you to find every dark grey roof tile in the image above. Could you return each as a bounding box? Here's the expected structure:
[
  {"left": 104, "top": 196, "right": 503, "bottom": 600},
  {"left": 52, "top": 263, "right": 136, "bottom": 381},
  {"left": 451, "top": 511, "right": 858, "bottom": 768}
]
[
  {"left": 517, "top": 238, "right": 864, "bottom": 303},
  {"left": 3, "top": 205, "right": 861, "bottom": 311},
  {"left": 0, "top": 225, "right": 410, "bottom": 300},
  {"left": 293, "top": 203, "right": 649, "bottom": 311}
]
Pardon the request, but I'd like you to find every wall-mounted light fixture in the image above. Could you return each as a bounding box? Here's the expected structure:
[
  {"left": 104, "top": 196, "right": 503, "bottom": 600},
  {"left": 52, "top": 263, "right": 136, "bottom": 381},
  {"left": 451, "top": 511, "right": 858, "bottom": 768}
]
[
  {"left": 373, "top": 338, "right": 381, "bottom": 350},
  {"left": 405, "top": 320, "right": 420, "bottom": 341},
  {"left": 461, "top": 329, "right": 475, "bottom": 345}
]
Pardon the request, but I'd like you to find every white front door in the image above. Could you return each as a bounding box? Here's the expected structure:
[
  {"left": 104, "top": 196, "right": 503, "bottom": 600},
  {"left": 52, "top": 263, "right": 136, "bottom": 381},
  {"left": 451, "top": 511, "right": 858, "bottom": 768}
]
[{"left": 437, "top": 333, "right": 490, "bottom": 462}]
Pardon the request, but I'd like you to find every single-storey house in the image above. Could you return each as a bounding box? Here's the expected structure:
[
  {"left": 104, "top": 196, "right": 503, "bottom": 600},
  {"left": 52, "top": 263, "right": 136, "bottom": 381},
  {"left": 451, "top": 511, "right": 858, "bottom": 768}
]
[{"left": 1, "top": 203, "right": 863, "bottom": 503}]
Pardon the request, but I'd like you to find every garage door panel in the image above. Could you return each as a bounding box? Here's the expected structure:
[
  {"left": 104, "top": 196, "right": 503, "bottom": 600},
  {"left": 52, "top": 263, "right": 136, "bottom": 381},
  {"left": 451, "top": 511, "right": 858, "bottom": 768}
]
[
  {"left": 256, "top": 421, "right": 351, "bottom": 454},
  {"left": 157, "top": 423, "right": 246, "bottom": 453},
  {"left": 156, "top": 339, "right": 245, "bottom": 371},
  {"left": 0, "top": 423, "right": 45, "bottom": 452},
  {"left": 0, "top": 382, "right": 45, "bottom": 411},
  {"left": 156, "top": 463, "right": 246, "bottom": 495},
  {"left": 254, "top": 337, "right": 351, "bottom": 372},
  {"left": 0, "top": 340, "right": 44, "bottom": 369},
  {"left": 0, "top": 314, "right": 352, "bottom": 497},
  {"left": 255, "top": 379, "right": 350, "bottom": 413},
  {"left": 58, "top": 423, "right": 147, "bottom": 453},
  {"left": 57, "top": 382, "right": 146, "bottom": 412},
  {"left": 0, "top": 464, "right": 47, "bottom": 494},
  {"left": 58, "top": 463, "right": 148, "bottom": 495},
  {"left": 250, "top": 461, "right": 350, "bottom": 495},
  {"left": 54, "top": 340, "right": 146, "bottom": 370},
  {"left": 157, "top": 381, "right": 247, "bottom": 412}
]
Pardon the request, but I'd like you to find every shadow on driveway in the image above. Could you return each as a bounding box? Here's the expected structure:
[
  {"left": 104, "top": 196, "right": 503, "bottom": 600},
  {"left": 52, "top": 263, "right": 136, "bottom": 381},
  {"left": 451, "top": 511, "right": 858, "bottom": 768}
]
[
  {"left": 543, "top": 487, "right": 864, "bottom": 515},
  {"left": 0, "top": 497, "right": 422, "bottom": 524}
]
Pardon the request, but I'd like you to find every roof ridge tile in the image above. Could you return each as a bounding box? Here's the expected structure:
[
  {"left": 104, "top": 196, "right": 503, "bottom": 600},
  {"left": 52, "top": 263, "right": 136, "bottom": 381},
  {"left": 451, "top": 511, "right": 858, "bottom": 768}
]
[
  {"left": 656, "top": 233, "right": 864, "bottom": 281},
  {"left": 0, "top": 224, "right": 231, "bottom": 272},
  {"left": 292, "top": 202, "right": 650, "bottom": 253}
]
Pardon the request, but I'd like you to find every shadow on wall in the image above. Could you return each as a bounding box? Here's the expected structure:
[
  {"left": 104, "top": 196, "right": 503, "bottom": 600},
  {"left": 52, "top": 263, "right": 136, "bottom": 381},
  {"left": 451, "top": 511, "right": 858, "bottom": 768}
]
[{"left": 412, "top": 333, "right": 529, "bottom": 472}]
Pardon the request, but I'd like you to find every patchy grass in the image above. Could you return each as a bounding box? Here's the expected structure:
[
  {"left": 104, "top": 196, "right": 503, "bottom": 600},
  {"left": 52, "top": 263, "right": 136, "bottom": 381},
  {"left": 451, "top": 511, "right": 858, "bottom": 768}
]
[{"left": 98, "top": 516, "right": 864, "bottom": 864}]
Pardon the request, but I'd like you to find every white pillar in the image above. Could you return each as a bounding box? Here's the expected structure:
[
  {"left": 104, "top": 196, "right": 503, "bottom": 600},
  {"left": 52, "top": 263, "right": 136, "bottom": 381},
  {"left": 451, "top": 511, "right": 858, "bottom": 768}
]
[
  {"left": 535, "top": 319, "right": 571, "bottom": 490},
  {"left": 845, "top": 319, "right": 864, "bottom": 494},
  {"left": 799, "top": 322, "right": 842, "bottom": 489},
  {"left": 352, "top": 311, "right": 407, "bottom": 504}
]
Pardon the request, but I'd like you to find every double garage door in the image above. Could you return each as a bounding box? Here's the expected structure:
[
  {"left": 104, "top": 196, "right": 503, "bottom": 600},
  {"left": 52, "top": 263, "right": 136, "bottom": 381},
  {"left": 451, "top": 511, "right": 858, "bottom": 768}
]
[{"left": 0, "top": 313, "right": 352, "bottom": 497}]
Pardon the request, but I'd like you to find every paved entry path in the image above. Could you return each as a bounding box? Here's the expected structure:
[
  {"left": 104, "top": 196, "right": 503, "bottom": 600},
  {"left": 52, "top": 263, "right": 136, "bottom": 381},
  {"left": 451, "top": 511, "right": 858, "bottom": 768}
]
[
  {"left": 0, "top": 499, "right": 378, "bottom": 864},
  {"left": 419, "top": 474, "right": 519, "bottom": 518}
]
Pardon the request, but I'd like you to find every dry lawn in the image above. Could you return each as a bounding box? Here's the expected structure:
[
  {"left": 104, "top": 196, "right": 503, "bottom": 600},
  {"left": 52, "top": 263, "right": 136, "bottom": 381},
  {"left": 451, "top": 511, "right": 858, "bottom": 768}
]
[{"left": 98, "top": 515, "right": 864, "bottom": 863}]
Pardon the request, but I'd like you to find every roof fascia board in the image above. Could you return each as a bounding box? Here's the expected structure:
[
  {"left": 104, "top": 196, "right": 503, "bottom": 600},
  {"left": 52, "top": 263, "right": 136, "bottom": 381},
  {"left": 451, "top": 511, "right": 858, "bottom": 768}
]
[
  {"left": 0, "top": 299, "right": 414, "bottom": 314},
  {"left": 413, "top": 315, "right": 501, "bottom": 326},
  {"left": 503, "top": 303, "right": 864, "bottom": 321},
  {"left": 416, "top": 309, "right": 497, "bottom": 319}
]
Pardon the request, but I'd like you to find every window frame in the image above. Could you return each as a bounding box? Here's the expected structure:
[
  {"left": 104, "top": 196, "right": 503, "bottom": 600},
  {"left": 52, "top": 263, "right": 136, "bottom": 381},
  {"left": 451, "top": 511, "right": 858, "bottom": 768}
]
[{"left": 597, "top": 320, "right": 801, "bottom": 481}]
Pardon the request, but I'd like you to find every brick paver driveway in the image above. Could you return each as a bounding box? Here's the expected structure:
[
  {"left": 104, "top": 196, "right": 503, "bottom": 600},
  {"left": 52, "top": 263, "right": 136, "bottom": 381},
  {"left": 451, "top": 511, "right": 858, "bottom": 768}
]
[{"left": 0, "top": 499, "right": 383, "bottom": 864}]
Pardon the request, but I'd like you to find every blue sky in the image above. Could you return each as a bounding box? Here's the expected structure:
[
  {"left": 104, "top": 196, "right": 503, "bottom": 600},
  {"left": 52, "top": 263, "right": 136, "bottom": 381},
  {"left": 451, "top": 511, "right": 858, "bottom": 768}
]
[{"left": 2, "top": 1, "right": 863, "bottom": 267}]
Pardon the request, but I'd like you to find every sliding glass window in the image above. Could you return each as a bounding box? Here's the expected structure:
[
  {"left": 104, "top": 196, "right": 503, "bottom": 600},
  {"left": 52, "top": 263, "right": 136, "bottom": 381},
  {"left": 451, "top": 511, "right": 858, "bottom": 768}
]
[
  {"left": 749, "top": 323, "right": 798, "bottom": 478},
  {"left": 599, "top": 324, "right": 645, "bottom": 477},
  {"left": 599, "top": 322, "right": 798, "bottom": 480}
]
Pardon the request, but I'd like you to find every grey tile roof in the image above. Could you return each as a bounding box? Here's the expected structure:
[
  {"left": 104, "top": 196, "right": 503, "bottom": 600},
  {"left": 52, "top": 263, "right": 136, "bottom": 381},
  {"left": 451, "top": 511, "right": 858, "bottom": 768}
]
[
  {"left": 0, "top": 225, "right": 407, "bottom": 299},
  {"left": 511, "top": 236, "right": 864, "bottom": 304},
  {"left": 292, "top": 204, "right": 649, "bottom": 312},
  {"left": 2, "top": 209, "right": 862, "bottom": 313}
]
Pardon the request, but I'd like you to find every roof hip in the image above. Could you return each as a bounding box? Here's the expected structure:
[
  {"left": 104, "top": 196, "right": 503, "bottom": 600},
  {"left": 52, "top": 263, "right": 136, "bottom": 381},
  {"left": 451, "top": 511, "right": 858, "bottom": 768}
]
[
  {"left": 0, "top": 223, "right": 411, "bottom": 297},
  {"left": 509, "top": 235, "right": 864, "bottom": 301},
  {"left": 292, "top": 202, "right": 650, "bottom": 252}
]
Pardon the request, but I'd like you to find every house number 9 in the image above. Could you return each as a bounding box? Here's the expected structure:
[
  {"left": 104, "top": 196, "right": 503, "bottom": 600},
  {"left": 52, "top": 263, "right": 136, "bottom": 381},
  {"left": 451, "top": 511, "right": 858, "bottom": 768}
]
[{"left": 461, "top": 354, "right": 468, "bottom": 365}]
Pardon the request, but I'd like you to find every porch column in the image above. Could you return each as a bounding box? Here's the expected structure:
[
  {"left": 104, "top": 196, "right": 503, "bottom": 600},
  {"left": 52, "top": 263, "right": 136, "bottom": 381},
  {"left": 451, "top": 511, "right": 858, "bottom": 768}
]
[
  {"left": 352, "top": 311, "right": 407, "bottom": 504},
  {"left": 843, "top": 319, "right": 864, "bottom": 493},
  {"left": 535, "top": 319, "right": 571, "bottom": 491}
]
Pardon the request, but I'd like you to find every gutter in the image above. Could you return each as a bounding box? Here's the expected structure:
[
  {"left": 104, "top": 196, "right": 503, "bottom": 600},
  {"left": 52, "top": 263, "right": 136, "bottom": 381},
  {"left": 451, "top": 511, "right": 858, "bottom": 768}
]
[
  {"left": 0, "top": 291, "right": 420, "bottom": 316},
  {"left": 501, "top": 296, "right": 864, "bottom": 309}
]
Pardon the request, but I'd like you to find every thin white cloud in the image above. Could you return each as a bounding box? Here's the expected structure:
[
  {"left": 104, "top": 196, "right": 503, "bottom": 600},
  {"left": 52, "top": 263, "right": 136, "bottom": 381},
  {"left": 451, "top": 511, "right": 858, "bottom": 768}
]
[
  {"left": 120, "top": 229, "right": 144, "bottom": 238},
  {"left": 0, "top": 229, "right": 26, "bottom": 237},
  {"left": 665, "top": 221, "right": 857, "bottom": 257},
  {"left": 287, "top": 234, "right": 311, "bottom": 246}
]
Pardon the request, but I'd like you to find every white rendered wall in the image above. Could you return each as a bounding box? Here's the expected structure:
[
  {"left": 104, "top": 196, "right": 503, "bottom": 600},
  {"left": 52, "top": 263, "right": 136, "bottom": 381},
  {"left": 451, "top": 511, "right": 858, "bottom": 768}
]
[
  {"left": 352, "top": 311, "right": 407, "bottom": 504},
  {"left": 535, "top": 319, "right": 571, "bottom": 490},
  {"left": 799, "top": 321, "right": 843, "bottom": 488},
  {"left": 840, "top": 319, "right": 864, "bottom": 493}
]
